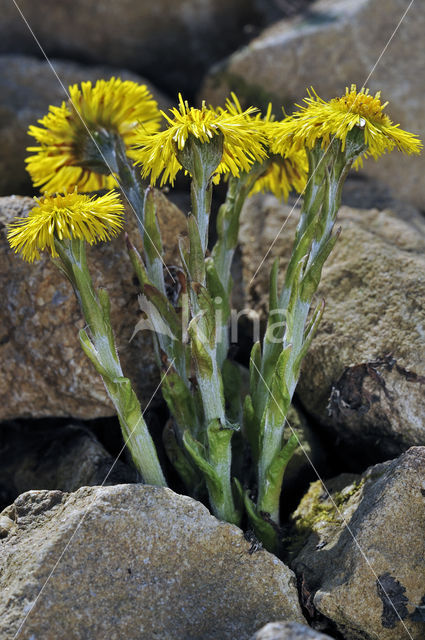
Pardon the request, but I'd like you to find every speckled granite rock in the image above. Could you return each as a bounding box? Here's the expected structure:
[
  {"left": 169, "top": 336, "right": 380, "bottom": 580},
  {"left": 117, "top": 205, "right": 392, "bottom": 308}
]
[
  {"left": 0, "top": 54, "right": 171, "bottom": 195},
  {"left": 0, "top": 422, "right": 138, "bottom": 510},
  {"left": 0, "top": 485, "right": 305, "bottom": 639},
  {"left": 290, "top": 447, "right": 425, "bottom": 640},
  {"left": 250, "top": 621, "right": 334, "bottom": 639},
  {"left": 239, "top": 194, "right": 425, "bottom": 459},
  {"left": 0, "top": 1, "right": 259, "bottom": 97},
  {"left": 201, "top": 0, "right": 425, "bottom": 209},
  {"left": 0, "top": 192, "right": 186, "bottom": 420}
]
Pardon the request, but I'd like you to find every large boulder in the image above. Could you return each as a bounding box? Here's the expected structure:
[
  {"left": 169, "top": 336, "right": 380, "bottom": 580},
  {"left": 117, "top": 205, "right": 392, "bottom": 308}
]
[
  {"left": 0, "top": 484, "right": 305, "bottom": 639},
  {"left": 239, "top": 195, "right": 425, "bottom": 460},
  {"left": 290, "top": 447, "right": 425, "bottom": 640},
  {"left": 0, "top": 192, "right": 187, "bottom": 420},
  {"left": 0, "top": 55, "right": 171, "bottom": 196},
  {"left": 201, "top": 0, "right": 425, "bottom": 210},
  {"left": 0, "top": 1, "right": 260, "bottom": 96}
]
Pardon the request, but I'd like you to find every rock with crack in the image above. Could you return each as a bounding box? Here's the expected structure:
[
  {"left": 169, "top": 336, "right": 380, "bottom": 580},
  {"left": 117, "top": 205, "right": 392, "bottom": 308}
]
[
  {"left": 0, "top": 484, "right": 305, "bottom": 639},
  {"left": 0, "top": 192, "right": 187, "bottom": 420},
  {"left": 250, "top": 620, "right": 334, "bottom": 639},
  {"left": 201, "top": 0, "right": 425, "bottom": 210},
  {"left": 239, "top": 194, "right": 425, "bottom": 460},
  {"left": 0, "top": 54, "right": 172, "bottom": 196},
  {"left": 290, "top": 447, "right": 425, "bottom": 640}
]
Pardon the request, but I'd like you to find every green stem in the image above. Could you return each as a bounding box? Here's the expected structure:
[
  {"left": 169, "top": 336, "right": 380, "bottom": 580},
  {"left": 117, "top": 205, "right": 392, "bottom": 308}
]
[
  {"left": 208, "top": 419, "right": 240, "bottom": 524},
  {"left": 213, "top": 161, "right": 272, "bottom": 294},
  {"left": 108, "top": 134, "right": 146, "bottom": 233},
  {"left": 107, "top": 134, "right": 167, "bottom": 297},
  {"left": 54, "top": 236, "right": 167, "bottom": 487},
  {"left": 183, "top": 421, "right": 240, "bottom": 525},
  {"left": 177, "top": 133, "right": 223, "bottom": 258},
  {"left": 252, "top": 130, "right": 367, "bottom": 548},
  {"left": 190, "top": 176, "right": 212, "bottom": 257},
  {"left": 185, "top": 286, "right": 239, "bottom": 523},
  {"left": 212, "top": 175, "right": 248, "bottom": 293},
  {"left": 211, "top": 163, "right": 272, "bottom": 367}
]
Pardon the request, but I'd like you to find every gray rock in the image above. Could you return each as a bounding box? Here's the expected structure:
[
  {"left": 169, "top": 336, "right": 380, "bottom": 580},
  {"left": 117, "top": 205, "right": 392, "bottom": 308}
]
[
  {"left": 239, "top": 194, "right": 425, "bottom": 459},
  {"left": 291, "top": 447, "right": 425, "bottom": 640},
  {"left": 251, "top": 621, "right": 334, "bottom": 639},
  {"left": 0, "top": 54, "right": 171, "bottom": 196},
  {"left": 0, "top": 422, "right": 138, "bottom": 510},
  {"left": 201, "top": 0, "right": 425, "bottom": 210},
  {"left": 0, "top": 484, "right": 305, "bottom": 639},
  {"left": 0, "top": 1, "right": 259, "bottom": 96},
  {"left": 0, "top": 192, "right": 187, "bottom": 420}
]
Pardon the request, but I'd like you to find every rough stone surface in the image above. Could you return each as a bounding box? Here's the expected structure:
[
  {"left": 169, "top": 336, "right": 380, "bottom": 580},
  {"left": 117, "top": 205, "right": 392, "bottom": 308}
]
[
  {"left": 239, "top": 195, "right": 425, "bottom": 459},
  {"left": 201, "top": 0, "right": 425, "bottom": 210},
  {"left": 290, "top": 447, "right": 425, "bottom": 640},
  {"left": 0, "top": 192, "right": 187, "bottom": 420},
  {"left": 0, "top": 1, "right": 260, "bottom": 97},
  {"left": 0, "top": 484, "right": 305, "bottom": 639},
  {"left": 251, "top": 621, "right": 334, "bottom": 639},
  {"left": 0, "top": 422, "right": 137, "bottom": 510},
  {"left": 0, "top": 54, "right": 172, "bottom": 196}
]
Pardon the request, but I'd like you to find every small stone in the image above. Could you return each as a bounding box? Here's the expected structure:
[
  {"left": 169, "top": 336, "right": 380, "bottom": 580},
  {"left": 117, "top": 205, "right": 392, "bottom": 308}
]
[{"left": 0, "top": 485, "right": 305, "bottom": 639}]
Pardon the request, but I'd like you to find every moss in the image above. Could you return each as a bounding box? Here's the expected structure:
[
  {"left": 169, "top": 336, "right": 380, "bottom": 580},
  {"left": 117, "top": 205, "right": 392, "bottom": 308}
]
[{"left": 285, "top": 477, "right": 365, "bottom": 555}]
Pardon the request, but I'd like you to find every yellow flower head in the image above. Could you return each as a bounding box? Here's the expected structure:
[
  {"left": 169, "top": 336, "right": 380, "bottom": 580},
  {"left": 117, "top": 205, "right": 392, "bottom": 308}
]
[
  {"left": 220, "top": 93, "right": 308, "bottom": 199},
  {"left": 26, "top": 78, "right": 161, "bottom": 194},
  {"left": 219, "top": 92, "right": 273, "bottom": 127},
  {"left": 132, "top": 94, "right": 268, "bottom": 186},
  {"left": 7, "top": 191, "right": 124, "bottom": 262},
  {"left": 250, "top": 153, "right": 308, "bottom": 200},
  {"left": 271, "top": 85, "right": 422, "bottom": 163}
]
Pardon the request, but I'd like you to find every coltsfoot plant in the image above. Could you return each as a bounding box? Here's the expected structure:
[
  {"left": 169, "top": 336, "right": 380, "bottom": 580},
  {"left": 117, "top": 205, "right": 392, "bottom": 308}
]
[{"left": 8, "top": 79, "right": 421, "bottom": 552}]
